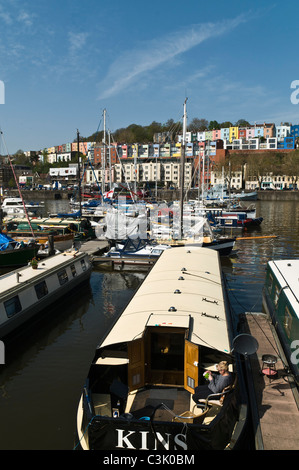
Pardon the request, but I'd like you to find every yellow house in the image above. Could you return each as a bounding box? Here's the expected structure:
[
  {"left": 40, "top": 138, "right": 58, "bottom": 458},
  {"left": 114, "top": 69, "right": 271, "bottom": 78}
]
[
  {"left": 172, "top": 142, "right": 181, "bottom": 158},
  {"left": 229, "top": 127, "right": 239, "bottom": 142}
]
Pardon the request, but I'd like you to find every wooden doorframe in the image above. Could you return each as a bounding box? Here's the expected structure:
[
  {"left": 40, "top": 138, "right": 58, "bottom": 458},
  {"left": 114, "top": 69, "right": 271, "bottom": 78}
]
[
  {"left": 184, "top": 339, "right": 199, "bottom": 393},
  {"left": 128, "top": 338, "right": 145, "bottom": 392}
]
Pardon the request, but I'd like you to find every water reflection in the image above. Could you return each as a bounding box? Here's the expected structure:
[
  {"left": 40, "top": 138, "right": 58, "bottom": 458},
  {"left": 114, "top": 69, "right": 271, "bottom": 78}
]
[{"left": 222, "top": 201, "right": 299, "bottom": 320}]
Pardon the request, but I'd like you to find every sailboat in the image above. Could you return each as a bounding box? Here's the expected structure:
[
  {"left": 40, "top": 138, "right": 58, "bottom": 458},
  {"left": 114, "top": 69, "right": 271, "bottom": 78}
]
[{"left": 148, "top": 99, "right": 236, "bottom": 256}]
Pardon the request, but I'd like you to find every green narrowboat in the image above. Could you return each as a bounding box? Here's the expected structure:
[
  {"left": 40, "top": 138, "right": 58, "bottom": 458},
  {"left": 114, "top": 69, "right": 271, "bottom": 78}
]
[{"left": 262, "top": 259, "right": 299, "bottom": 384}]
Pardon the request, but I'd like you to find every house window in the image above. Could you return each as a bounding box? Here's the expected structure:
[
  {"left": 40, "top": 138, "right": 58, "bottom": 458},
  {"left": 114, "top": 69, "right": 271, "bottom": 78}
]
[
  {"left": 4, "top": 296, "right": 22, "bottom": 318},
  {"left": 34, "top": 281, "right": 48, "bottom": 299}
]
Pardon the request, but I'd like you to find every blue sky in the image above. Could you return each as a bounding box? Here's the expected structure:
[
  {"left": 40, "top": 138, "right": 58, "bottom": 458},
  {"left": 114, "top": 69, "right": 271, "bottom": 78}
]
[{"left": 0, "top": 0, "right": 299, "bottom": 154}]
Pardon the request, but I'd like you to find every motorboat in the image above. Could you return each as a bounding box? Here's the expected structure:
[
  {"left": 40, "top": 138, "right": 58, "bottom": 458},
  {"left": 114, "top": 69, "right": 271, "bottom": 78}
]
[{"left": 1, "top": 197, "right": 44, "bottom": 216}]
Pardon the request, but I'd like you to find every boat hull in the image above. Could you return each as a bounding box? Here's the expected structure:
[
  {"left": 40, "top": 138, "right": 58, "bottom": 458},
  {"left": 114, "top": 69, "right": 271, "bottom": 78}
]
[
  {"left": 4, "top": 232, "right": 74, "bottom": 252},
  {"left": 0, "top": 245, "right": 38, "bottom": 268}
]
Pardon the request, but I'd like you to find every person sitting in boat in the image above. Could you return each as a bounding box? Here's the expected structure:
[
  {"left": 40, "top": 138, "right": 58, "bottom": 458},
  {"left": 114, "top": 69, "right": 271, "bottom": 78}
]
[{"left": 192, "top": 361, "right": 232, "bottom": 403}]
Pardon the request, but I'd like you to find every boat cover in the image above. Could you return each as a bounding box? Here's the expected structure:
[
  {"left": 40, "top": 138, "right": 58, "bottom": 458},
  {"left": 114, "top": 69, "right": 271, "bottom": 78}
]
[
  {"left": 0, "top": 232, "right": 16, "bottom": 251},
  {"left": 100, "top": 247, "right": 232, "bottom": 354}
]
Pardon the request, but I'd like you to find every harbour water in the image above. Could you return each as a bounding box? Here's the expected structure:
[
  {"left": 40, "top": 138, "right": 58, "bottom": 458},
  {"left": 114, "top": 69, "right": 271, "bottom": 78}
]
[{"left": 0, "top": 199, "right": 298, "bottom": 450}]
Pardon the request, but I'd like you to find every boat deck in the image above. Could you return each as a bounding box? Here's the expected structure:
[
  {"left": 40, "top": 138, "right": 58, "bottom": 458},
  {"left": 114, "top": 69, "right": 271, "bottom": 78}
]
[
  {"left": 92, "top": 385, "right": 221, "bottom": 424},
  {"left": 241, "top": 312, "right": 299, "bottom": 450},
  {"left": 127, "top": 386, "right": 191, "bottom": 421}
]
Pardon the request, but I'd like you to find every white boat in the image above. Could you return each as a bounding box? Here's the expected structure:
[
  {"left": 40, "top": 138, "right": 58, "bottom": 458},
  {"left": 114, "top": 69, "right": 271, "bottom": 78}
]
[
  {"left": 262, "top": 258, "right": 299, "bottom": 384},
  {"left": 76, "top": 247, "right": 251, "bottom": 450},
  {"left": 0, "top": 251, "right": 92, "bottom": 339},
  {"left": 105, "top": 237, "right": 171, "bottom": 259},
  {"left": 1, "top": 197, "right": 44, "bottom": 216}
]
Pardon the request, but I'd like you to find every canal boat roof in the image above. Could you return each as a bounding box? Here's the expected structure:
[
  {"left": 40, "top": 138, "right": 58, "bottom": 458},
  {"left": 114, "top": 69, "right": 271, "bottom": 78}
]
[
  {"left": 0, "top": 251, "right": 86, "bottom": 299},
  {"left": 267, "top": 259, "right": 299, "bottom": 316},
  {"left": 101, "top": 247, "right": 231, "bottom": 354}
]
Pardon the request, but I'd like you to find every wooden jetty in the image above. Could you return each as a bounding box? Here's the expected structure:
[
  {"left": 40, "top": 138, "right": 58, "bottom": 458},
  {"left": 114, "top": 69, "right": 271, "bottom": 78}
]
[
  {"left": 78, "top": 239, "right": 156, "bottom": 270},
  {"left": 241, "top": 312, "right": 299, "bottom": 450},
  {"left": 78, "top": 239, "right": 109, "bottom": 256}
]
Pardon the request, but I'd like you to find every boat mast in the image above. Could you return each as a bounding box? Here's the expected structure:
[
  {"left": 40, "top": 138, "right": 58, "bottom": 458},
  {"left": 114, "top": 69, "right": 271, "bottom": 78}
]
[
  {"left": 179, "top": 97, "right": 188, "bottom": 239},
  {"left": 0, "top": 128, "right": 35, "bottom": 238},
  {"left": 77, "top": 129, "right": 82, "bottom": 219},
  {"left": 102, "top": 108, "right": 106, "bottom": 204}
]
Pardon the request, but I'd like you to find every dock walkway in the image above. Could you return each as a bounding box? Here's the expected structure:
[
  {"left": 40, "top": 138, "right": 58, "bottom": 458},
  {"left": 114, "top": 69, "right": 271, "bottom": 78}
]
[
  {"left": 78, "top": 239, "right": 109, "bottom": 256},
  {"left": 241, "top": 312, "right": 299, "bottom": 450}
]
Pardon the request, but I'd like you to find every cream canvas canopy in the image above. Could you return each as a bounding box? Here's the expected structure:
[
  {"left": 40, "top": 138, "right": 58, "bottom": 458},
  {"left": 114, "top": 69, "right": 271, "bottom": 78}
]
[{"left": 101, "top": 247, "right": 232, "bottom": 354}]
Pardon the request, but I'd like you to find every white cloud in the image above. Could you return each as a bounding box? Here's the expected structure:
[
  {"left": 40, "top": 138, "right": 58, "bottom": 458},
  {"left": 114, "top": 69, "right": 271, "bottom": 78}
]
[
  {"left": 97, "top": 14, "right": 249, "bottom": 100},
  {"left": 17, "top": 10, "right": 34, "bottom": 27},
  {"left": 68, "top": 32, "right": 89, "bottom": 56}
]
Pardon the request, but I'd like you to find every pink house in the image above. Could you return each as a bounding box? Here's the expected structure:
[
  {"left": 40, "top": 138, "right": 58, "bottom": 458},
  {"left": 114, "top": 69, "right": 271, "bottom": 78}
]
[
  {"left": 212, "top": 129, "right": 222, "bottom": 140},
  {"left": 246, "top": 127, "right": 255, "bottom": 139}
]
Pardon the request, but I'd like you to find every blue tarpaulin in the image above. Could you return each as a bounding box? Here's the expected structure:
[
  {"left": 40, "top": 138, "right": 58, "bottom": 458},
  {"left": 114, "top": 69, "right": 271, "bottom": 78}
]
[{"left": 0, "top": 232, "right": 16, "bottom": 251}]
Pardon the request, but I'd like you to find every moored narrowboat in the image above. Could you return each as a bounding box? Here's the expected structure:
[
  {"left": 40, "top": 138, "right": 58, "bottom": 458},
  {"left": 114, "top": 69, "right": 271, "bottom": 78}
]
[
  {"left": 76, "top": 247, "right": 250, "bottom": 451},
  {"left": 262, "top": 259, "right": 299, "bottom": 384},
  {"left": 0, "top": 251, "right": 92, "bottom": 340}
]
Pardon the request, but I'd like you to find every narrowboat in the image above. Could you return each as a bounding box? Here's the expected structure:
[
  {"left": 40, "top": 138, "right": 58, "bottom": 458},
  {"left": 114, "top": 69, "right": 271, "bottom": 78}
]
[
  {"left": 2, "top": 220, "right": 75, "bottom": 253},
  {"left": 76, "top": 247, "right": 250, "bottom": 450},
  {"left": 262, "top": 259, "right": 299, "bottom": 384},
  {"left": 0, "top": 251, "right": 92, "bottom": 339},
  {"left": 3, "top": 216, "right": 95, "bottom": 241}
]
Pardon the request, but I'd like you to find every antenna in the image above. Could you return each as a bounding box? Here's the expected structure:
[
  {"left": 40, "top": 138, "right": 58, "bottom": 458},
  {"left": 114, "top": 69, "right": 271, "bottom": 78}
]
[{"left": 232, "top": 334, "right": 259, "bottom": 356}]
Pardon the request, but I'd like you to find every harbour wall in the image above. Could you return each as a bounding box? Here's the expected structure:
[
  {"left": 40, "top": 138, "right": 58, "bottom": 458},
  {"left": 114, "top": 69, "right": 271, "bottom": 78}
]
[{"left": 4, "top": 189, "right": 299, "bottom": 202}]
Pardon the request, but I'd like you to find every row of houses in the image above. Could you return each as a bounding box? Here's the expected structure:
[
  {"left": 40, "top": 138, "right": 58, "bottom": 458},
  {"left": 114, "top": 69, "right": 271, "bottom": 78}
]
[
  {"left": 25, "top": 136, "right": 296, "bottom": 170},
  {"left": 177, "top": 123, "right": 299, "bottom": 143},
  {"left": 23, "top": 122, "right": 299, "bottom": 167},
  {"left": 46, "top": 163, "right": 297, "bottom": 191}
]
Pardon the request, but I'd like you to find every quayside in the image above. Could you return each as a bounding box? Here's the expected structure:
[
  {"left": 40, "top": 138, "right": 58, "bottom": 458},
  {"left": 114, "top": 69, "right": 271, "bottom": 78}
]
[{"left": 76, "top": 247, "right": 250, "bottom": 450}]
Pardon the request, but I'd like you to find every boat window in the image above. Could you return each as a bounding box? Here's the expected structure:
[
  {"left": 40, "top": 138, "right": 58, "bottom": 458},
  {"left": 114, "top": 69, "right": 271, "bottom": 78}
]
[
  {"left": 274, "top": 285, "right": 280, "bottom": 305},
  {"left": 4, "top": 296, "right": 22, "bottom": 318},
  {"left": 57, "top": 269, "right": 68, "bottom": 285},
  {"left": 34, "top": 281, "right": 48, "bottom": 299},
  {"left": 268, "top": 273, "right": 273, "bottom": 292},
  {"left": 284, "top": 306, "right": 292, "bottom": 338},
  {"left": 71, "top": 264, "right": 77, "bottom": 277},
  {"left": 80, "top": 259, "right": 86, "bottom": 271}
]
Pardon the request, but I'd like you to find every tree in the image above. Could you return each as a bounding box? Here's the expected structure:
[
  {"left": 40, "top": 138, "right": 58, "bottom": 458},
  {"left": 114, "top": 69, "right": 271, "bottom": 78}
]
[
  {"left": 235, "top": 119, "right": 251, "bottom": 127},
  {"left": 219, "top": 121, "right": 233, "bottom": 128},
  {"left": 282, "top": 151, "right": 299, "bottom": 188},
  {"left": 188, "top": 118, "right": 208, "bottom": 132},
  {"left": 208, "top": 120, "right": 220, "bottom": 130}
]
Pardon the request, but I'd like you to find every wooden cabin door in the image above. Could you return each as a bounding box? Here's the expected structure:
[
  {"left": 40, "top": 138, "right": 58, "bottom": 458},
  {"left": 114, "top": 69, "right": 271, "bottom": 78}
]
[
  {"left": 128, "top": 338, "right": 145, "bottom": 391},
  {"left": 184, "top": 340, "right": 199, "bottom": 393}
]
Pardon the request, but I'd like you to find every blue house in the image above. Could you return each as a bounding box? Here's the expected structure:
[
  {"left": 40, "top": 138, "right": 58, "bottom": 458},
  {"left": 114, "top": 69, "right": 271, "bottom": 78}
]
[{"left": 290, "top": 125, "right": 299, "bottom": 139}]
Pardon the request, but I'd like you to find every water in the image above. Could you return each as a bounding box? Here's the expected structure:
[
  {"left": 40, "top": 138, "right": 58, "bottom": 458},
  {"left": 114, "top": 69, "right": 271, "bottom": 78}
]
[{"left": 0, "top": 200, "right": 298, "bottom": 449}]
